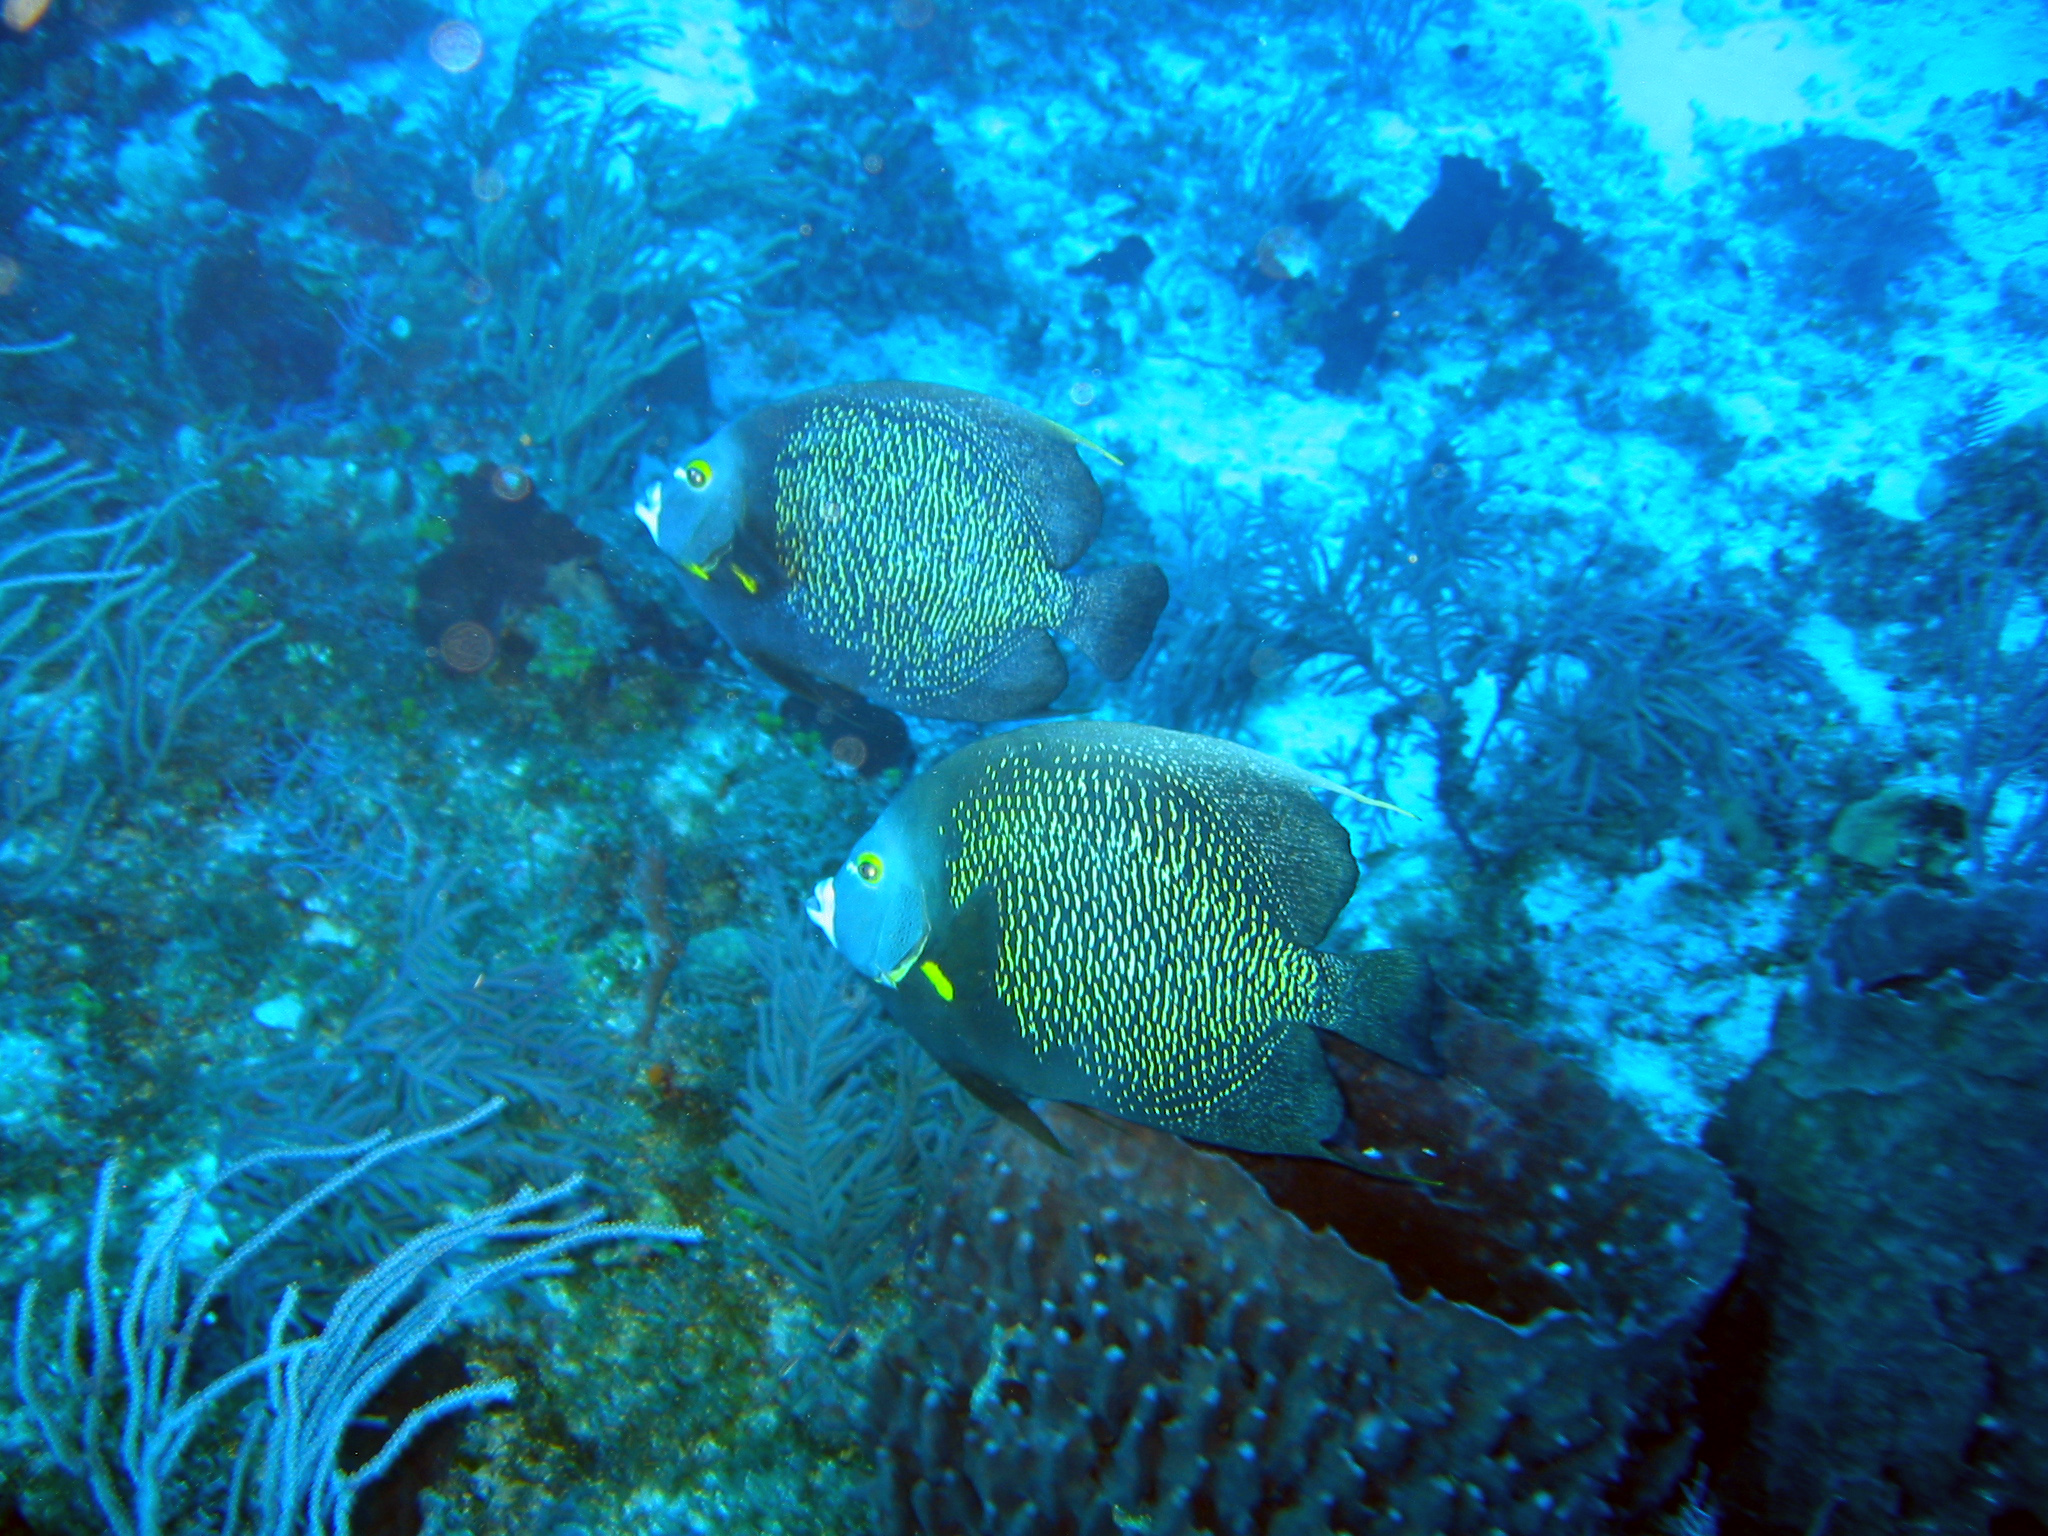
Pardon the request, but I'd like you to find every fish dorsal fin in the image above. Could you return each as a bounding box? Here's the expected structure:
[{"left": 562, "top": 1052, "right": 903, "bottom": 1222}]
[
  {"left": 1035, "top": 416, "right": 1124, "bottom": 467},
  {"left": 1015, "top": 722, "right": 1381, "bottom": 947}
]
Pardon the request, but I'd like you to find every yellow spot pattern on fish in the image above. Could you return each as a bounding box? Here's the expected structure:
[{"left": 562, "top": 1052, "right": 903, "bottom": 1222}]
[
  {"left": 772, "top": 399, "right": 1070, "bottom": 703},
  {"left": 944, "top": 737, "right": 1334, "bottom": 1119}
]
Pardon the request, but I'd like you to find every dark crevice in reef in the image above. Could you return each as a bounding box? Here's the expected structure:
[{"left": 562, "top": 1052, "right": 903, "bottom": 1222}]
[{"left": 1307, "top": 153, "right": 1647, "bottom": 395}]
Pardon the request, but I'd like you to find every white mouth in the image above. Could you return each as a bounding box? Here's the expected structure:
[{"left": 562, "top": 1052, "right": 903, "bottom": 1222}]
[
  {"left": 805, "top": 877, "right": 836, "bottom": 947},
  {"left": 633, "top": 479, "right": 663, "bottom": 542}
]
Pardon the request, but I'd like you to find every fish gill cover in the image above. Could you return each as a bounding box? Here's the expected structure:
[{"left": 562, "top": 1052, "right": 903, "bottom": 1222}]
[{"left": 2, "top": 0, "right": 2048, "bottom": 1529}]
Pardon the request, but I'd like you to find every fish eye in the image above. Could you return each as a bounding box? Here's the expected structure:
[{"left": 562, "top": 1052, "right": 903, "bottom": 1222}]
[
  {"left": 684, "top": 458, "right": 714, "bottom": 490},
  {"left": 855, "top": 851, "right": 885, "bottom": 885}
]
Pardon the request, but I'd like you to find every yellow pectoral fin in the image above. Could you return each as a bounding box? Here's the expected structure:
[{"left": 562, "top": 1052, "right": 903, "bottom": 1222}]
[
  {"left": 729, "top": 562, "right": 761, "bottom": 595},
  {"left": 918, "top": 960, "right": 955, "bottom": 1002},
  {"left": 878, "top": 938, "right": 927, "bottom": 989},
  {"left": 684, "top": 562, "right": 713, "bottom": 581}
]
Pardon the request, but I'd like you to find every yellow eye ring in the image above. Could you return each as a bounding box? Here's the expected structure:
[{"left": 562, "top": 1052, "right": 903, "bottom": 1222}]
[
  {"left": 684, "top": 458, "right": 713, "bottom": 489},
  {"left": 854, "top": 852, "right": 885, "bottom": 885}
]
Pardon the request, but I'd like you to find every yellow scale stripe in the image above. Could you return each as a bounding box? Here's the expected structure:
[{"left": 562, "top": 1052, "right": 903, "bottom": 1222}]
[
  {"left": 946, "top": 740, "right": 1325, "bottom": 1120},
  {"left": 773, "top": 399, "right": 1069, "bottom": 702}
]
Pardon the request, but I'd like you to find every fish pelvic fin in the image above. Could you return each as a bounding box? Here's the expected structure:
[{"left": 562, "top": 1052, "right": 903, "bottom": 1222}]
[
  {"left": 1320, "top": 949, "right": 1446, "bottom": 1076},
  {"left": 948, "top": 1066, "right": 1072, "bottom": 1157}
]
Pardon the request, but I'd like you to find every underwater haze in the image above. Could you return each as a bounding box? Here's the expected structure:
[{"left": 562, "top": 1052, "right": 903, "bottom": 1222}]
[{"left": 3, "top": 0, "right": 2048, "bottom": 1529}]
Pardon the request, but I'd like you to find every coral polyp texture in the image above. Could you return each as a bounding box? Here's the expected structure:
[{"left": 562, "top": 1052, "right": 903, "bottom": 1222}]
[
  {"left": 1710, "top": 886, "right": 2048, "bottom": 1533},
  {"left": 872, "top": 1007, "right": 1742, "bottom": 1533}
]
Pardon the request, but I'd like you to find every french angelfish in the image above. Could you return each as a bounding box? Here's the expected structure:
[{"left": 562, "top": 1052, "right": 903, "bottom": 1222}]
[
  {"left": 804, "top": 720, "right": 1444, "bottom": 1172},
  {"left": 633, "top": 382, "right": 1168, "bottom": 723}
]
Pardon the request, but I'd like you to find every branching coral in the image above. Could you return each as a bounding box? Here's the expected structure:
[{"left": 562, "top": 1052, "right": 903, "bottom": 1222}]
[
  {"left": 1812, "top": 416, "right": 2048, "bottom": 877},
  {"left": 1252, "top": 441, "right": 1830, "bottom": 872},
  {"left": 1, "top": 432, "right": 280, "bottom": 899},
  {"left": 95, "top": 547, "right": 283, "bottom": 792},
  {"left": 8, "top": 1098, "right": 699, "bottom": 1536},
  {"left": 229, "top": 732, "right": 419, "bottom": 897},
  {"left": 1247, "top": 442, "right": 1534, "bottom": 862},
  {"left": 0, "top": 432, "right": 135, "bottom": 897},
  {"left": 216, "top": 869, "right": 631, "bottom": 1324},
  {"left": 720, "top": 929, "right": 922, "bottom": 1327},
  {"left": 1504, "top": 589, "right": 1828, "bottom": 859},
  {"left": 470, "top": 103, "right": 791, "bottom": 513}
]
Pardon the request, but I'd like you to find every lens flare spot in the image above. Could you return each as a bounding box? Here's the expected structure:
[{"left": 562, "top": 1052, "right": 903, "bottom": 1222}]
[
  {"left": 428, "top": 18, "right": 485, "bottom": 72},
  {"left": 890, "top": 0, "right": 934, "bottom": 27},
  {"left": 831, "top": 735, "right": 869, "bottom": 769},
  {"left": 3, "top": 0, "right": 51, "bottom": 32},
  {"left": 436, "top": 621, "right": 495, "bottom": 674},
  {"left": 0, "top": 256, "right": 21, "bottom": 296},
  {"left": 471, "top": 164, "right": 507, "bottom": 202},
  {"left": 862, "top": 153, "right": 885, "bottom": 176},
  {"left": 490, "top": 465, "right": 533, "bottom": 501},
  {"left": 1068, "top": 379, "right": 1096, "bottom": 407}
]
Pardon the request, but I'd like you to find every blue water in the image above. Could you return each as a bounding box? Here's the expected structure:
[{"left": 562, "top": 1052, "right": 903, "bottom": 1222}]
[{"left": 3, "top": 0, "right": 2047, "bottom": 1530}]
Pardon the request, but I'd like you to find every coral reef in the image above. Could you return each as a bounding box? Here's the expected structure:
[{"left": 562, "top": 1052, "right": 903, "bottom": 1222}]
[
  {"left": 721, "top": 932, "right": 920, "bottom": 1327},
  {"left": 871, "top": 1006, "right": 1742, "bottom": 1533},
  {"left": 1741, "top": 132, "right": 1947, "bottom": 320},
  {"left": 2, "top": 0, "right": 2043, "bottom": 1521},
  {"left": 1308, "top": 155, "right": 1646, "bottom": 394},
  {"left": 1708, "top": 886, "right": 2048, "bottom": 1534},
  {"left": 1809, "top": 416, "right": 2048, "bottom": 876},
  {"left": 7, "top": 1099, "right": 699, "bottom": 1536}
]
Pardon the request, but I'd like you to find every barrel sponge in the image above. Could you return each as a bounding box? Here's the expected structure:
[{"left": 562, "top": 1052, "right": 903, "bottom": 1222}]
[
  {"left": 870, "top": 1007, "right": 1743, "bottom": 1535},
  {"left": 1708, "top": 885, "right": 2048, "bottom": 1533}
]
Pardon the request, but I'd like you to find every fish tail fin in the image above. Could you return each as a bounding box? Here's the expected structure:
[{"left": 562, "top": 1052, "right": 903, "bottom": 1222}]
[
  {"left": 1058, "top": 562, "right": 1168, "bottom": 681},
  {"left": 1323, "top": 949, "right": 1446, "bottom": 1077}
]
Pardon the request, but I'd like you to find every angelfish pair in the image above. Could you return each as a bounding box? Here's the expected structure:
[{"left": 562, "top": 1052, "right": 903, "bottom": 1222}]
[{"left": 806, "top": 720, "right": 1443, "bottom": 1171}]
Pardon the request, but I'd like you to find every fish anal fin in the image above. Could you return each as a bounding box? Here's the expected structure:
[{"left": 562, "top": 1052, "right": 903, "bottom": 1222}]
[{"left": 928, "top": 629, "right": 1068, "bottom": 723}]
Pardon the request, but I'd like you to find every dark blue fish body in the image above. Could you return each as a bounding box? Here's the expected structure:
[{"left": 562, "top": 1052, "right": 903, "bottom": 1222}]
[
  {"left": 808, "top": 721, "right": 1442, "bottom": 1167},
  {"left": 634, "top": 382, "right": 1167, "bottom": 722}
]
